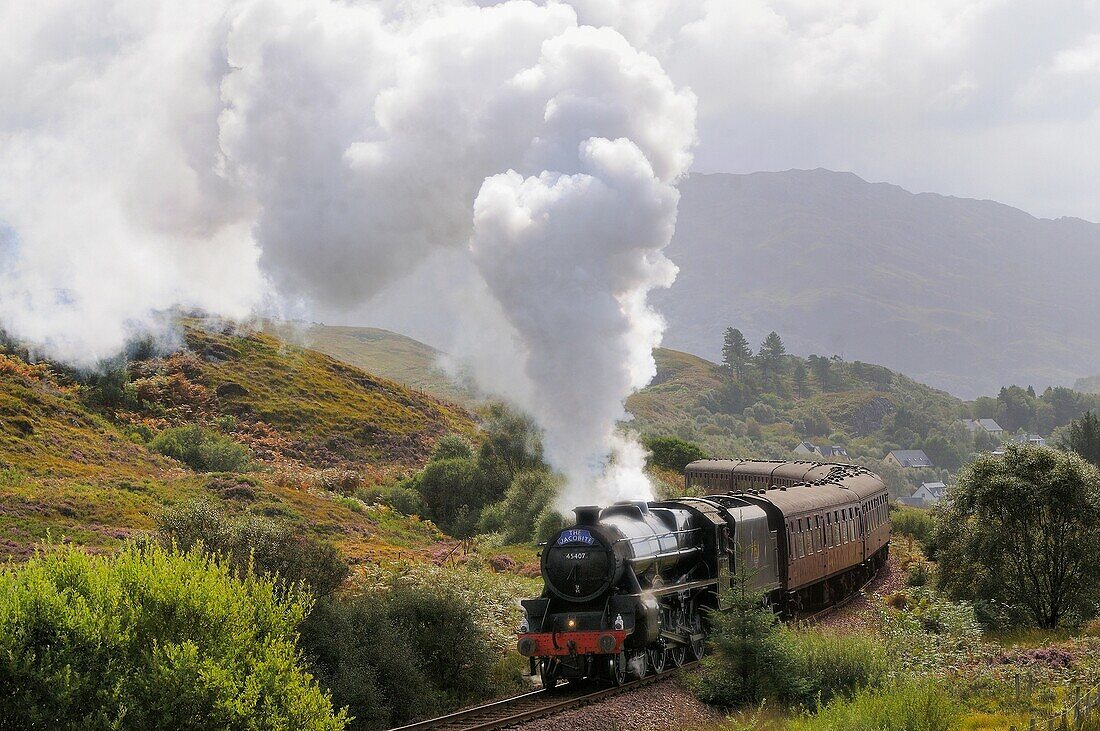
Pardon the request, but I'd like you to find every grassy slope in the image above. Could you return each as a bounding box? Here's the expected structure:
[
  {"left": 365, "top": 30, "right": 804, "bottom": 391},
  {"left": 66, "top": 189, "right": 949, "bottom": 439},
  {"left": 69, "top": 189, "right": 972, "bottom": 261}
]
[
  {"left": 267, "top": 322, "right": 479, "bottom": 407},
  {"left": 0, "top": 324, "right": 477, "bottom": 562},
  {"left": 626, "top": 347, "right": 965, "bottom": 484}
]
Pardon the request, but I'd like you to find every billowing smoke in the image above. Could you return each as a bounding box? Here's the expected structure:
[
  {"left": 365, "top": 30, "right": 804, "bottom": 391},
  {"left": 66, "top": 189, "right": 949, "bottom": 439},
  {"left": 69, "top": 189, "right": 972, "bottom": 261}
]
[{"left": 0, "top": 0, "right": 696, "bottom": 507}]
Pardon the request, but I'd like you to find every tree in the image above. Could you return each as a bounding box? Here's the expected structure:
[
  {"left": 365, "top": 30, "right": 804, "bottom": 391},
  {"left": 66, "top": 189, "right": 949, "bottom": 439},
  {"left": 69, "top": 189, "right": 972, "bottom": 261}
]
[
  {"left": 757, "top": 332, "right": 786, "bottom": 382},
  {"left": 793, "top": 361, "right": 808, "bottom": 398},
  {"left": 1061, "top": 411, "right": 1100, "bottom": 468},
  {"left": 645, "top": 436, "right": 707, "bottom": 472},
  {"left": 690, "top": 568, "right": 806, "bottom": 708},
  {"left": 932, "top": 445, "right": 1100, "bottom": 627},
  {"left": 922, "top": 433, "right": 962, "bottom": 472},
  {"left": 477, "top": 403, "right": 545, "bottom": 480},
  {"left": 722, "top": 328, "right": 752, "bottom": 379},
  {"left": 809, "top": 355, "right": 831, "bottom": 392}
]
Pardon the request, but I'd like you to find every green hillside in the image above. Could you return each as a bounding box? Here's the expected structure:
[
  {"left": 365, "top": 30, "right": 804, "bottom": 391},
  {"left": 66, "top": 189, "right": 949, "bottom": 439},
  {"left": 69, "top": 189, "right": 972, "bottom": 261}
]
[
  {"left": 0, "top": 322, "right": 479, "bottom": 561},
  {"left": 628, "top": 345, "right": 969, "bottom": 496},
  {"left": 267, "top": 322, "right": 478, "bottom": 407}
]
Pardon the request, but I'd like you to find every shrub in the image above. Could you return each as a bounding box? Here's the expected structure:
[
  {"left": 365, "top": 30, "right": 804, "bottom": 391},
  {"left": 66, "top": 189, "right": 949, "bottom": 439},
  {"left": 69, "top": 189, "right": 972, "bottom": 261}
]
[
  {"left": 0, "top": 542, "right": 346, "bottom": 730},
  {"left": 786, "top": 629, "right": 888, "bottom": 707},
  {"left": 156, "top": 500, "right": 349, "bottom": 597},
  {"left": 299, "top": 582, "right": 499, "bottom": 729},
  {"left": 690, "top": 579, "right": 806, "bottom": 708},
  {"left": 431, "top": 435, "right": 473, "bottom": 461},
  {"left": 908, "top": 561, "right": 930, "bottom": 587},
  {"left": 891, "top": 505, "right": 934, "bottom": 544},
  {"left": 787, "top": 679, "right": 961, "bottom": 731},
  {"left": 478, "top": 470, "right": 559, "bottom": 543},
  {"left": 644, "top": 436, "right": 707, "bottom": 472},
  {"left": 151, "top": 425, "right": 251, "bottom": 472},
  {"left": 413, "top": 458, "right": 492, "bottom": 537}
]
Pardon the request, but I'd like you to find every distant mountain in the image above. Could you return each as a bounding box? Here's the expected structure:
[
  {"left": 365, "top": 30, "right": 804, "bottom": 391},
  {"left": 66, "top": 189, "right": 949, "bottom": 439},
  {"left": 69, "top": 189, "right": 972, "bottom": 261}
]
[{"left": 654, "top": 170, "right": 1100, "bottom": 398}]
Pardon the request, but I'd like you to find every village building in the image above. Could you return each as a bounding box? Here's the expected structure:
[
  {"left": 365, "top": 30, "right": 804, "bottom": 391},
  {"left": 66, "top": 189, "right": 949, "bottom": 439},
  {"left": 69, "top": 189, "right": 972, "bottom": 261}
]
[
  {"left": 884, "top": 449, "right": 934, "bottom": 468},
  {"left": 911, "top": 481, "right": 948, "bottom": 506},
  {"left": 961, "top": 418, "right": 1005, "bottom": 438},
  {"left": 793, "top": 441, "right": 849, "bottom": 460}
]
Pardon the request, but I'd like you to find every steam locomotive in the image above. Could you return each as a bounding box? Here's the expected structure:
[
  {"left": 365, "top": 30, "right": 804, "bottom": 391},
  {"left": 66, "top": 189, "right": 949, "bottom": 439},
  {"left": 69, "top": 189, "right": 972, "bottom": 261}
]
[{"left": 517, "top": 460, "right": 890, "bottom": 687}]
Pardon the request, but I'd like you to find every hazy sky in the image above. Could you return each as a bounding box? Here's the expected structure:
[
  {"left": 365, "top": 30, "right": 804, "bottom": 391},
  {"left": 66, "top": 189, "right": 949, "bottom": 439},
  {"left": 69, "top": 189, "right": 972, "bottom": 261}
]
[{"left": 566, "top": 0, "right": 1100, "bottom": 222}]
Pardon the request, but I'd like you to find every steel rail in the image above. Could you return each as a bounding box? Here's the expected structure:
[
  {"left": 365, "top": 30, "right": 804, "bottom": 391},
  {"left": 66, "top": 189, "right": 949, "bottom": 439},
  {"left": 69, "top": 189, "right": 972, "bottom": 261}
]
[{"left": 387, "top": 662, "right": 698, "bottom": 731}]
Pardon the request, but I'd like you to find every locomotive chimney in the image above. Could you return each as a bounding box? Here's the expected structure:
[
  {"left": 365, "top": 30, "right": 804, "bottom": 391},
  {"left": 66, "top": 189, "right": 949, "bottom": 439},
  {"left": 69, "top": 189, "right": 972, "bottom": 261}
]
[{"left": 574, "top": 506, "right": 601, "bottom": 525}]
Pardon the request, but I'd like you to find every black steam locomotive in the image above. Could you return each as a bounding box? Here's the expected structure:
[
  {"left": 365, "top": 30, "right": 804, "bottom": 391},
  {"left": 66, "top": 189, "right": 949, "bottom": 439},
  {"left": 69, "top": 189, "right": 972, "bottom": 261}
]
[{"left": 517, "top": 460, "right": 890, "bottom": 687}]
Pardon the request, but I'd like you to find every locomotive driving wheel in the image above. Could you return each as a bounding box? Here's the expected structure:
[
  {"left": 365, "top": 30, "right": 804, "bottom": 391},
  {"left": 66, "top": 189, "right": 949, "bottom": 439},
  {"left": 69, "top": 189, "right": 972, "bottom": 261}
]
[
  {"left": 607, "top": 652, "right": 627, "bottom": 686},
  {"left": 648, "top": 645, "right": 667, "bottom": 674},
  {"left": 688, "top": 612, "right": 705, "bottom": 661},
  {"left": 668, "top": 644, "right": 687, "bottom": 668}
]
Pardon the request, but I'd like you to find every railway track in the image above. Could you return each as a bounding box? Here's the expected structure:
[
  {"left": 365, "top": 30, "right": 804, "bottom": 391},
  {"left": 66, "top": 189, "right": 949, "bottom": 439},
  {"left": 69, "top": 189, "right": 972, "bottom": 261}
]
[
  {"left": 389, "top": 662, "right": 698, "bottom": 731},
  {"left": 391, "top": 558, "right": 887, "bottom": 730}
]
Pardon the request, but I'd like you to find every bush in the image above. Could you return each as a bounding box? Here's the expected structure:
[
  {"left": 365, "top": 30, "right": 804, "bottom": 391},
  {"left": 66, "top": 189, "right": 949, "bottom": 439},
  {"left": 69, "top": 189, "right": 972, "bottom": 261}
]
[
  {"left": 0, "top": 542, "right": 346, "bottom": 730},
  {"left": 412, "top": 458, "right": 493, "bottom": 537},
  {"left": 787, "top": 679, "right": 961, "bottom": 731},
  {"left": 691, "top": 579, "right": 806, "bottom": 708},
  {"left": 891, "top": 505, "right": 934, "bottom": 544},
  {"left": 151, "top": 425, "right": 251, "bottom": 472},
  {"left": 786, "top": 629, "right": 888, "bottom": 708},
  {"left": 299, "top": 583, "right": 498, "bottom": 729},
  {"left": 156, "top": 500, "right": 350, "bottom": 597},
  {"left": 908, "top": 561, "right": 930, "bottom": 587},
  {"left": 431, "top": 435, "right": 473, "bottom": 461},
  {"left": 645, "top": 436, "right": 707, "bottom": 472},
  {"left": 477, "top": 470, "right": 559, "bottom": 543}
]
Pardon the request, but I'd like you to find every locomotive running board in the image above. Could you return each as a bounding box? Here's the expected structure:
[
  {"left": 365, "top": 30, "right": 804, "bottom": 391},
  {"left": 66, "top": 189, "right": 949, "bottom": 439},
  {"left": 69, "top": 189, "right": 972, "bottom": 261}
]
[
  {"left": 629, "top": 577, "right": 718, "bottom": 598},
  {"left": 660, "top": 629, "right": 706, "bottom": 645}
]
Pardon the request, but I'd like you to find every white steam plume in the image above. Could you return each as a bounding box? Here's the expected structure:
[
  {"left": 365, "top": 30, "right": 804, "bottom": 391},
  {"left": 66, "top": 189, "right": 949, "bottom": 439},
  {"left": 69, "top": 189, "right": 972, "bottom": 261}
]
[{"left": 0, "top": 0, "right": 696, "bottom": 507}]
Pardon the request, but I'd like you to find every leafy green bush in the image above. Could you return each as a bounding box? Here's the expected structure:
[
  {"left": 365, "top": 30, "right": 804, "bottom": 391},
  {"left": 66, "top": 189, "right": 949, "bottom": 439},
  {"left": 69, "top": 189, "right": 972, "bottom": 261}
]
[
  {"left": 691, "top": 582, "right": 806, "bottom": 708},
  {"left": 908, "top": 561, "right": 930, "bottom": 587},
  {"left": 411, "top": 458, "right": 494, "bottom": 537},
  {"left": 299, "top": 582, "right": 500, "bottom": 729},
  {"left": 0, "top": 542, "right": 346, "bottom": 730},
  {"left": 156, "top": 500, "right": 349, "bottom": 596},
  {"left": 891, "top": 505, "right": 934, "bottom": 543},
  {"left": 786, "top": 629, "right": 888, "bottom": 707},
  {"left": 478, "top": 470, "right": 559, "bottom": 543},
  {"left": 644, "top": 435, "right": 707, "bottom": 471},
  {"left": 876, "top": 588, "right": 987, "bottom": 673},
  {"left": 151, "top": 425, "right": 251, "bottom": 472},
  {"left": 787, "top": 679, "right": 961, "bottom": 731},
  {"left": 431, "top": 434, "right": 473, "bottom": 461}
]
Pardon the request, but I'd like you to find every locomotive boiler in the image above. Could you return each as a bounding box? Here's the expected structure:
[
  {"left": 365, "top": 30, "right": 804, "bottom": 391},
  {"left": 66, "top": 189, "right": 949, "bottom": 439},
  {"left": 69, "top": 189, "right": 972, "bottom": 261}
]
[{"left": 517, "top": 459, "right": 890, "bottom": 687}]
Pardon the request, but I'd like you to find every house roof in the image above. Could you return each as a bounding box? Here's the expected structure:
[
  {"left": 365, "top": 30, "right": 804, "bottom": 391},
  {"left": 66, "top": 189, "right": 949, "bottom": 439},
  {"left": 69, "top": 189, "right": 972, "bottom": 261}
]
[
  {"left": 817, "top": 445, "right": 849, "bottom": 457},
  {"left": 796, "top": 441, "right": 816, "bottom": 451},
  {"left": 962, "top": 418, "right": 1004, "bottom": 433},
  {"left": 887, "top": 449, "right": 933, "bottom": 468},
  {"left": 1008, "top": 433, "right": 1045, "bottom": 444},
  {"left": 919, "top": 481, "right": 947, "bottom": 497}
]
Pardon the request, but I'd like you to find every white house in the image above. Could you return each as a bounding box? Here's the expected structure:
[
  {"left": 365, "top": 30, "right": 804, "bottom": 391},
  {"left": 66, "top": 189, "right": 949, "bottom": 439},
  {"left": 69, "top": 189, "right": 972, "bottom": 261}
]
[
  {"left": 884, "top": 449, "right": 934, "bottom": 468},
  {"left": 962, "top": 418, "right": 1004, "bottom": 438},
  {"left": 793, "top": 441, "right": 849, "bottom": 460},
  {"left": 793, "top": 441, "right": 817, "bottom": 456},
  {"left": 1008, "top": 433, "right": 1046, "bottom": 447},
  {"left": 911, "top": 481, "right": 948, "bottom": 506}
]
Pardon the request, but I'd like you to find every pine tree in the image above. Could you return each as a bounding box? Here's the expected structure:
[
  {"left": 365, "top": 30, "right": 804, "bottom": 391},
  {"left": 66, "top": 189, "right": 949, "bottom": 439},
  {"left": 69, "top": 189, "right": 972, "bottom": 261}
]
[
  {"left": 722, "top": 327, "right": 752, "bottom": 379},
  {"left": 793, "top": 361, "right": 808, "bottom": 398},
  {"left": 757, "top": 332, "right": 786, "bottom": 382},
  {"left": 809, "top": 354, "right": 831, "bottom": 392}
]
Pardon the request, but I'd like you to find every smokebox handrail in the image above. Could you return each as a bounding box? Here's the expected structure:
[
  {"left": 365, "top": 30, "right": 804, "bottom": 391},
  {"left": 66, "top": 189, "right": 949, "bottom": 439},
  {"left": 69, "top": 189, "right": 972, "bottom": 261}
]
[{"left": 612, "top": 527, "right": 703, "bottom": 545}]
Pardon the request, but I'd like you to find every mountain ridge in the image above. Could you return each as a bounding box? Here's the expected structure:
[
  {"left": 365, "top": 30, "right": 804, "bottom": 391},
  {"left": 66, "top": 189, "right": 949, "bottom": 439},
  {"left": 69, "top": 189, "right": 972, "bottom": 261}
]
[{"left": 654, "top": 169, "right": 1100, "bottom": 398}]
